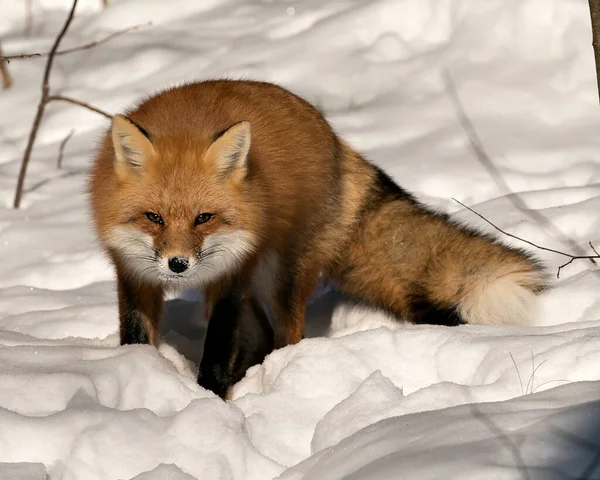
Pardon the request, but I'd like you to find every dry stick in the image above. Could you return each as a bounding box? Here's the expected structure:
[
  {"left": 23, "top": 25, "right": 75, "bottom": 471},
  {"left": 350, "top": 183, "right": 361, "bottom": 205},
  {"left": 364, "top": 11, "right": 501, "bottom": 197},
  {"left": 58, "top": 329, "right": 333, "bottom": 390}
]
[
  {"left": 589, "top": 241, "right": 599, "bottom": 264},
  {"left": 1, "top": 22, "right": 150, "bottom": 62},
  {"left": 0, "top": 43, "right": 13, "bottom": 89},
  {"left": 13, "top": 0, "right": 79, "bottom": 209},
  {"left": 56, "top": 129, "right": 75, "bottom": 169},
  {"left": 48, "top": 95, "right": 112, "bottom": 119},
  {"left": 589, "top": 0, "right": 600, "bottom": 103},
  {"left": 453, "top": 198, "right": 600, "bottom": 278}
]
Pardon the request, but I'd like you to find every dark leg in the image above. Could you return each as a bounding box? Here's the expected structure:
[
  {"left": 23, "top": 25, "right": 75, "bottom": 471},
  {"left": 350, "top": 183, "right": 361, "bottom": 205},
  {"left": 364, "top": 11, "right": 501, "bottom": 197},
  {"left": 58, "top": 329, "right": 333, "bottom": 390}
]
[
  {"left": 197, "top": 285, "right": 244, "bottom": 398},
  {"left": 273, "top": 265, "right": 320, "bottom": 349},
  {"left": 199, "top": 285, "right": 275, "bottom": 399},
  {"left": 117, "top": 270, "right": 164, "bottom": 346},
  {"left": 230, "top": 297, "right": 274, "bottom": 386}
]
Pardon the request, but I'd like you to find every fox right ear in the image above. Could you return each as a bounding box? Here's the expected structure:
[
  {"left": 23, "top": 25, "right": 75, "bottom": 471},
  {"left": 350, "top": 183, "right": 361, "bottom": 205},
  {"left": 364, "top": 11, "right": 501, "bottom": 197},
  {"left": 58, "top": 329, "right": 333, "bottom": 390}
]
[
  {"left": 112, "top": 114, "right": 155, "bottom": 178},
  {"left": 205, "top": 121, "right": 251, "bottom": 180}
]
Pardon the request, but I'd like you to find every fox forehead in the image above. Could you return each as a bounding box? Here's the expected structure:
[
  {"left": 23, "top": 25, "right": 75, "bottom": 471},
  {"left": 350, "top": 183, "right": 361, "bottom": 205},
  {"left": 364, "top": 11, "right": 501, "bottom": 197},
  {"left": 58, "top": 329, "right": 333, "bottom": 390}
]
[
  {"left": 146, "top": 137, "right": 211, "bottom": 178},
  {"left": 121, "top": 163, "right": 233, "bottom": 211},
  {"left": 153, "top": 132, "right": 211, "bottom": 161}
]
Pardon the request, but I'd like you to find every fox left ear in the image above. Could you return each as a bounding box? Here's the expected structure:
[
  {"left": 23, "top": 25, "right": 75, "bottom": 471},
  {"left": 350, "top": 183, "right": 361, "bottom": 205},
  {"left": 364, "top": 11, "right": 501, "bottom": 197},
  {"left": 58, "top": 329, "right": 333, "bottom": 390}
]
[{"left": 206, "top": 121, "right": 251, "bottom": 179}]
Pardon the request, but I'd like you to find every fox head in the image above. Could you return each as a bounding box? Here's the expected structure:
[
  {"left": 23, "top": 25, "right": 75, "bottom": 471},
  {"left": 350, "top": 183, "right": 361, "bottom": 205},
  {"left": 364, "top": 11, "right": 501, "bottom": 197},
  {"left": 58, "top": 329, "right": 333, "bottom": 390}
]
[{"left": 104, "top": 114, "right": 260, "bottom": 289}]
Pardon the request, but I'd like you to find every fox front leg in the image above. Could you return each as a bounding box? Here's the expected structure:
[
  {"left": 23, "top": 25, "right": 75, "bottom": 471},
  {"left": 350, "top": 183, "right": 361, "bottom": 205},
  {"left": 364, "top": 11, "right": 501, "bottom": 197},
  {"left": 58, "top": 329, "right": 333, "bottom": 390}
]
[
  {"left": 116, "top": 270, "right": 164, "bottom": 346},
  {"left": 197, "top": 285, "right": 245, "bottom": 398},
  {"left": 272, "top": 262, "right": 322, "bottom": 349},
  {"left": 199, "top": 282, "right": 275, "bottom": 399}
]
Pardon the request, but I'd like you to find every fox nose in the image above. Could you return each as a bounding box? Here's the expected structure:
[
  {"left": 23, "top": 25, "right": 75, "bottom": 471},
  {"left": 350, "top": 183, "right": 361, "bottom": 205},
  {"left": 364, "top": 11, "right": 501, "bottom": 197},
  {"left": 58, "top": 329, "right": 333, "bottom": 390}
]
[{"left": 168, "top": 256, "right": 189, "bottom": 273}]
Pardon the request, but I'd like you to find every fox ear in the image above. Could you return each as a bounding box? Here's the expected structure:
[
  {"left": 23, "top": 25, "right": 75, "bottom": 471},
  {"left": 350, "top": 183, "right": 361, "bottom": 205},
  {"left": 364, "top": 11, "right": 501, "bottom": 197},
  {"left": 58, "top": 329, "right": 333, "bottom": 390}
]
[
  {"left": 206, "top": 121, "right": 251, "bottom": 178},
  {"left": 112, "top": 114, "right": 155, "bottom": 177}
]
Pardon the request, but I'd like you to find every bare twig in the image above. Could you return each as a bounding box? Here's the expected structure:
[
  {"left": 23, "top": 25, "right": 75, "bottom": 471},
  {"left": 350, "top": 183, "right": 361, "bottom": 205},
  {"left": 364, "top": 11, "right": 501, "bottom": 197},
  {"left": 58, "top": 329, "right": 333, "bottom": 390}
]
[
  {"left": 13, "top": 0, "right": 79, "bottom": 209},
  {"left": 48, "top": 95, "right": 112, "bottom": 119},
  {"left": 589, "top": 242, "right": 599, "bottom": 264},
  {"left": 12, "top": 0, "right": 127, "bottom": 207},
  {"left": 453, "top": 198, "right": 599, "bottom": 278},
  {"left": 1, "top": 22, "right": 150, "bottom": 62},
  {"left": 589, "top": 1, "right": 600, "bottom": 103},
  {"left": 56, "top": 129, "right": 75, "bottom": 169},
  {"left": 0, "top": 43, "right": 13, "bottom": 89}
]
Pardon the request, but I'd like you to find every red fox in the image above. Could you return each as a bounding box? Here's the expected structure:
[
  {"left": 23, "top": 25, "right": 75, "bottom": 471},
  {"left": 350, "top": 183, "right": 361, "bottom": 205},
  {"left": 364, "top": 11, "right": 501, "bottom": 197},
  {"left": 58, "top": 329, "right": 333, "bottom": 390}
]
[{"left": 88, "top": 80, "right": 548, "bottom": 398}]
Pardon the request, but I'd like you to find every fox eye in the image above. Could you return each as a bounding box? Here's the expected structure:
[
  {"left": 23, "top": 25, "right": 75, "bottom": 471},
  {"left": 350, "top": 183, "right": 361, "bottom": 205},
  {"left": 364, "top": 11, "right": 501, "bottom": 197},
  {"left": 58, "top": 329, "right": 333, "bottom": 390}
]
[
  {"left": 145, "top": 212, "right": 164, "bottom": 225},
  {"left": 195, "top": 213, "right": 214, "bottom": 226}
]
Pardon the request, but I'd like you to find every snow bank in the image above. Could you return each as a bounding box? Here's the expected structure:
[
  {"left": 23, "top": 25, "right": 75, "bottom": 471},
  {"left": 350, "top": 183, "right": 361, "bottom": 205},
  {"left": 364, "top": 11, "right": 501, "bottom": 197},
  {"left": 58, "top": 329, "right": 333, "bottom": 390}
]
[{"left": 0, "top": 0, "right": 599, "bottom": 478}]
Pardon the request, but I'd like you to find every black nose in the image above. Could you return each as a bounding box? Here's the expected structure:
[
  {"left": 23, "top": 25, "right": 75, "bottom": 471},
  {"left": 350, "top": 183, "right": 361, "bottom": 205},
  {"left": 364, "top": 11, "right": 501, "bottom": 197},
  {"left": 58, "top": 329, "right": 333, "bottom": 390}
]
[{"left": 168, "top": 256, "right": 189, "bottom": 273}]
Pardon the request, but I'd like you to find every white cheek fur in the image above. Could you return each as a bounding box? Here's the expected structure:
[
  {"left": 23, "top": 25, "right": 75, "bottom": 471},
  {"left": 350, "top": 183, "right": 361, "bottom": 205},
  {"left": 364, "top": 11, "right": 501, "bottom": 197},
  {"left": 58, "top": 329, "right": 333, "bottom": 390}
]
[
  {"left": 192, "top": 230, "right": 257, "bottom": 285},
  {"left": 105, "top": 226, "right": 257, "bottom": 288},
  {"left": 105, "top": 226, "right": 163, "bottom": 284}
]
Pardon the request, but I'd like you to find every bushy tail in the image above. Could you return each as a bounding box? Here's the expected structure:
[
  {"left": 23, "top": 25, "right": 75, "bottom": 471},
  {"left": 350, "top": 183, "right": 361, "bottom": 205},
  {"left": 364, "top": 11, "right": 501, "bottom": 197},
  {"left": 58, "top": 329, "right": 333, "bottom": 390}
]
[{"left": 457, "top": 265, "right": 548, "bottom": 326}]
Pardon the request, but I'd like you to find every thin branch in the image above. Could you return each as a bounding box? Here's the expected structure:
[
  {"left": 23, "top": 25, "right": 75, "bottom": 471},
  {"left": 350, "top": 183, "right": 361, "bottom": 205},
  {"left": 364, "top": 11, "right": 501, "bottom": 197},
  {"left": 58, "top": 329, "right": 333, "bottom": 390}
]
[
  {"left": 1, "top": 22, "right": 150, "bottom": 62},
  {"left": 57, "top": 129, "right": 75, "bottom": 169},
  {"left": 452, "top": 199, "right": 577, "bottom": 258},
  {"left": 453, "top": 198, "right": 600, "bottom": 278},
  {"left": 43, "top": 2, "right": 78, "bottom": 88},
  {"left": 48, "top": 95, "right": 112, "bottom": 119},
  {"left": 589, "top": 1, "right": 600, "bottom": 104},
  {"left": 557, "top": 258, "right": 579, "bottom": 278},
  {"left": 12, "top": 0, "right": 129, "bottom": 207},
  {"left": 13, "top": 0, "right": 79, "bottom": 209},
  {"left": 0, "top": 43, "right": 13, "bottom": 89},
  {"left": 589, "top": 242, "right": 599, "bottom": 264}
]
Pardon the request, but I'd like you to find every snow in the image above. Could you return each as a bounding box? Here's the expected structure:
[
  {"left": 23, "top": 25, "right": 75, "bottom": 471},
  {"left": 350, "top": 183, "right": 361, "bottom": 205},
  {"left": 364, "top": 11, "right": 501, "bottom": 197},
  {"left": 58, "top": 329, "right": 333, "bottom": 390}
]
[{"left": 0, "top": 0, "right": 600, "bottom": 478}]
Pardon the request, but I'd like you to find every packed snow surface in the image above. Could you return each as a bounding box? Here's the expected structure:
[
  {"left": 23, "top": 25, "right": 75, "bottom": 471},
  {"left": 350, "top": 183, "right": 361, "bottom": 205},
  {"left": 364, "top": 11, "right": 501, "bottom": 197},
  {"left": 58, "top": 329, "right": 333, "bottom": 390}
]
[{"left": 1, "top": 0, "right": 600, "bottom": 478}]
